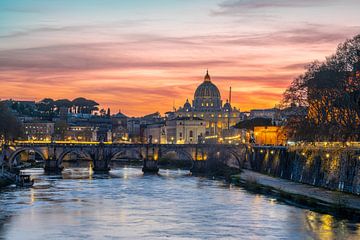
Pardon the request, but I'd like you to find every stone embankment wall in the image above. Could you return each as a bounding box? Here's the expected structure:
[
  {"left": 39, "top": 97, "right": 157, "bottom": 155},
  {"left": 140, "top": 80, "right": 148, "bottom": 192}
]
[{"left": 248, "top": 145, "right": 360, "bottom": 195}]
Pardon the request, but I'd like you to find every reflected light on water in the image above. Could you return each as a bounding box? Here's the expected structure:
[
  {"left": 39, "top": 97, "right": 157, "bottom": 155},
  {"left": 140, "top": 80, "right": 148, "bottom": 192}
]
[{"left": 0, "top": 167, "right": 359, "bottom": 240}]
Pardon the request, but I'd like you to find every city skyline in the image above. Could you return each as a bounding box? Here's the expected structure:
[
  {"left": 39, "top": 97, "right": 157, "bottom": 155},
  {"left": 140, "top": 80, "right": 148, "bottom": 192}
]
[{"left": 1, "top": 0, "right": 360, "bottom": 116}]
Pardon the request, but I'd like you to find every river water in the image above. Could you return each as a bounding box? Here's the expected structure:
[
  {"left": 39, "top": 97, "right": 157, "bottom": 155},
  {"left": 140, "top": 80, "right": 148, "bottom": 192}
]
[{"left": 1, "top": 167, "right": 359, "bottom": 240}]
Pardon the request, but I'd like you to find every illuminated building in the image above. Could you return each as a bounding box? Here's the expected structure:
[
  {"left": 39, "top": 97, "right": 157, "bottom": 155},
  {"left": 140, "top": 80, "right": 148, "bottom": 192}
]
[
  {"left": 23, "top": 121, "right": 54, "bottom": 141},
  {"left": 166, "top": 117, "right": 206, "bottom": 144},
  {"left": 65, "top": 125, "right": 97, "bottom": 142},
  {"left": 175, "top": 71, "right": 241, "bottom": 138},
  {"left": 253, "top": 126, "right": 286, "bottom": 145},
  {"left": 144, "top": 122, "right": 167, "bottom": 144}
]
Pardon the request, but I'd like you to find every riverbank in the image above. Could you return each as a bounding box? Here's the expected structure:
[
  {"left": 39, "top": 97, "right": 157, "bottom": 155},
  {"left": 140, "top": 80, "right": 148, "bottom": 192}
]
[{"left": 231, "top": 169, "right": 360, "bottom": 220}]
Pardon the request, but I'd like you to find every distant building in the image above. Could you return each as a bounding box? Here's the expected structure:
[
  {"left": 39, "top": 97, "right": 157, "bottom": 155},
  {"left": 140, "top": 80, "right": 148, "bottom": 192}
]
[
  {"left": 111, "top": 111, "right": 128, "bottom": 128},
  {"left": 166, "top": 117, "right": 206, "bottom": 144},
  {"left": 144, "top": 122, "right": 167, "bottom": 144},
  {"left": 127, "top": 118, "right": 142, "bottom": 141},
  {"left": 23, "top": 121, "right": 55, "bottom": 141},
  {"left": 254, "top": 126, "right": 286, "bottom": 145},
  {"left": 65, "top": 125, "right": 97, "bottom": 142},
  {"left": 174, "top": 71, "right": 241, "bottom": 138},
  {"left": 127, "top": 112, "right": 164, "bottom": 142},
  {"left": 249, "top": 108, "right": 279, "bottom": 121}
]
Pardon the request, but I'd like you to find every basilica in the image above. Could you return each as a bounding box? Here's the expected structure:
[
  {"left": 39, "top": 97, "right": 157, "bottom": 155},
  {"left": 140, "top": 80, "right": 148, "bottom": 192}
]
[{"left": 175, "top": 71, "right": 241, "bottom": 138}]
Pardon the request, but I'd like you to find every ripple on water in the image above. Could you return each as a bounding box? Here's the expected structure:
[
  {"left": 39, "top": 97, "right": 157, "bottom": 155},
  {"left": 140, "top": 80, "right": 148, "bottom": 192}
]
[{"left": 1, "top": 167, "right": 360, "bottom": 240}]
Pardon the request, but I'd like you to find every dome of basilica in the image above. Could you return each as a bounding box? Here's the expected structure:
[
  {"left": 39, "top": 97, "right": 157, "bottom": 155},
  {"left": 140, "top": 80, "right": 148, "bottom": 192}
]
[{"left": 194, "top": 71, "right": 221, "bottom": 99}]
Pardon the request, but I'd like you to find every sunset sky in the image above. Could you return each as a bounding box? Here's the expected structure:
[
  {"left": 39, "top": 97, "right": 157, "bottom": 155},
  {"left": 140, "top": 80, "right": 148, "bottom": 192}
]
[{"left": 1, "top": 0, "right": 360, "bottom": 116}]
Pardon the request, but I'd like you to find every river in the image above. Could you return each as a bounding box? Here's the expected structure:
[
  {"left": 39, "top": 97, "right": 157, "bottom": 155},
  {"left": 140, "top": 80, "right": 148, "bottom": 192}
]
[{"left": 0, "top": 167, "right": 359, "bottom": 239}]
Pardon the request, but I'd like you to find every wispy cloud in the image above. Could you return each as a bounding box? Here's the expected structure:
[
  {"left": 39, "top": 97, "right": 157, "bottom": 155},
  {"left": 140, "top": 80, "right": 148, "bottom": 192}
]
[
  {"left": 213, "top": 0, "right": 336, "bottom": 15},
  {"left": 1, "top": 0, "right": 359, "bottom": 115}
]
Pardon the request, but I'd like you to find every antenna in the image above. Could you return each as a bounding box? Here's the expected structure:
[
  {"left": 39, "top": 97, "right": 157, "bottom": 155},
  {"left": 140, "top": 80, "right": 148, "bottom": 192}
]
[{"left": 229, "top": 86, "right": 232, "bottom": 104}]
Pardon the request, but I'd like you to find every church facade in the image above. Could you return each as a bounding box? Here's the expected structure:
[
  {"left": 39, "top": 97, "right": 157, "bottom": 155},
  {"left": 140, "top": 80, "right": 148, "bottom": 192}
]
[{"left": 174, "top": 71, "right": 241, "bottom": 139}]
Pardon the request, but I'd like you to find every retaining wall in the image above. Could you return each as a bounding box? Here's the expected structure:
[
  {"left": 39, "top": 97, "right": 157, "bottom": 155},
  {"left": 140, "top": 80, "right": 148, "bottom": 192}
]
[{"left": 249, "top": 145, "right": 360, "bottom": 195}]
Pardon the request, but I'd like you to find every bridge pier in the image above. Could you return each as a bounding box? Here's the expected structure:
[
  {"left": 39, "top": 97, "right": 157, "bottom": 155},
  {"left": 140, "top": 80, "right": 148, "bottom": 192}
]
[
  {"left": 142, "top": 159, "right": 159, "bottom": 173},
  {"left": 44, "top": 159, "right": 62, "bottom": 173},
  {"left": 190, "top": 160, "right": 207, "bottom": 174},
  {"left": 92, "top": 159, "right": 110, "bottom": 173}
]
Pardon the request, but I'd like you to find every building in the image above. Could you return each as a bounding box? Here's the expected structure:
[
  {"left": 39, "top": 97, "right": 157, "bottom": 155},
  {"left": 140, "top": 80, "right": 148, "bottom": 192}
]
[
  {"left": 143, "top": 122, "right": 167, "bottom": 144},
  {"left": 174, "top": 71, "right": 241, "bottom": 138},
  {"left": 249, "top": 108, "right": 279, "bottom": 121},
  {"left": 65, "top": 125, "right": 97, "bottom": 142},
  {"left": 127, "top": 112, "right": 164, "bottom": 142},
  {"left": 254, "top": 126, "right": 286, "bottom": 145},
  {"left": 23, "top": 121, "right": 55, "bottom": 141},
  {"left": 166, "top": 117, "right": 206, "bottom": 144}
]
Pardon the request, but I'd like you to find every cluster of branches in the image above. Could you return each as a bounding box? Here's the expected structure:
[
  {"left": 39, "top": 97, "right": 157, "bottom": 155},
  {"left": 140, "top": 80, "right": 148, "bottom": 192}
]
[
  {"left": 0, "top": 102, "right": 23, "bottom": 143},
  {"left": 283, "top": 35, "right": 360, "bottom": 142},
  {"left": 36, "top": 97, "right": 99, "bottom": 115}
]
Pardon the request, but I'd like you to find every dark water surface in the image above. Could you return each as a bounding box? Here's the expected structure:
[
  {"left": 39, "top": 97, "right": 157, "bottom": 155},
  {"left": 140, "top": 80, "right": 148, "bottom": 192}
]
[{"left": 1, "top": 167, "right": 360, "bottom": 240}]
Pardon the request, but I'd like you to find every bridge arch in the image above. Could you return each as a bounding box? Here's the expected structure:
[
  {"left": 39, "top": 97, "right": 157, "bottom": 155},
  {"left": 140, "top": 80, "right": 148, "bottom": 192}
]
[
  {"left": 9, "top": 147, "right": 47, "bottom": 167},
  {"left": 226, "top": 149, "right": 243, "bottom": 168},
  {"left": 57, "top": 148, "right": 93, "bottom": 168},
  {"left": 205, "top": 146, "right": 246, "bottom": 169},
  {"left": 110, "top": 148, "right": 144, "bottom": 161},
  {"left": 159, "top": 147, "right": 194, "bottom": 162}
]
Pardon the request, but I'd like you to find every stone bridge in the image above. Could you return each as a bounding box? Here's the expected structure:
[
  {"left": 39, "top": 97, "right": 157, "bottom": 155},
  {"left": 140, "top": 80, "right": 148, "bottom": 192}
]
[{"left": 1, "top": 142, "right": 249, "bottom": 173}]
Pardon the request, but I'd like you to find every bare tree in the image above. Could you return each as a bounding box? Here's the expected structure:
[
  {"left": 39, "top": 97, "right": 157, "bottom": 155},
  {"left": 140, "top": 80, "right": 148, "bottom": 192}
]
[{"left": 282, "top": 34, "right": 360, "bottom": 141}]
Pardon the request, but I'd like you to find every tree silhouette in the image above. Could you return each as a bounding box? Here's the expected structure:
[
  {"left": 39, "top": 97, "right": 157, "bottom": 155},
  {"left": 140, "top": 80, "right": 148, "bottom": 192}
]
[
  {"left": 0, "top": 102, "right": 23, "bottom": 142},
  {"left": 283, "top": 34, "right": 360, "bottom": 141}
]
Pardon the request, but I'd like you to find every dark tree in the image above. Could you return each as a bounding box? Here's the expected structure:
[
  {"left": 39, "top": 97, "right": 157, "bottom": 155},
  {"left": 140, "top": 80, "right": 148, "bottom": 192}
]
[
  {"left": 0, "top": 102, "right": 23, "bottom": 142},
  {"left": 54, "top": 99, "right": 72, "bottom": 108},
  {"left": 283, "top": 34, "right": 360, "bottom": 141},
  {"left": 72, "top": 97, "right": 99, "bottom": 114}
]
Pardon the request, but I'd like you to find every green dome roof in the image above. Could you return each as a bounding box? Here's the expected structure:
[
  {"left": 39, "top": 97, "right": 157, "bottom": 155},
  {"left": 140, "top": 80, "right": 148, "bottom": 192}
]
[{"left": 194, "top": 71, "right": 221, "bottom": 99}]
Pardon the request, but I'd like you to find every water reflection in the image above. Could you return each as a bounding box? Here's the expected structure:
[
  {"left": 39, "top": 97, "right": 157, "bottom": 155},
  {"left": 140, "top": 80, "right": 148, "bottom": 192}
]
[{"left": 0, "top": 167, "right": 359, "bottom": 240}]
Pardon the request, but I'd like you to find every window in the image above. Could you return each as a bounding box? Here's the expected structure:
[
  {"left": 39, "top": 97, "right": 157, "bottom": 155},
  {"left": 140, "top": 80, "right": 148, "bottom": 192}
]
[
  {"left": 189, "top": 130, "right": 193, "bottom": 137},
  {"left": 179, "top": 132, "right": 183, "bottom": 138}
]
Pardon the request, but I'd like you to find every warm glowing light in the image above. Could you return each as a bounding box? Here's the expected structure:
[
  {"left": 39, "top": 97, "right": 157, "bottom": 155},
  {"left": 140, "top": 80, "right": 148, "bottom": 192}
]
[
  {"left": 224, "top": 135, "right": 241, "bottom": 140},
  {"left": 325, "top": 153, "right": 330, "bottom": 158},
  {"left": 205, "top": 135, "right": 218, "bottom": 139}
]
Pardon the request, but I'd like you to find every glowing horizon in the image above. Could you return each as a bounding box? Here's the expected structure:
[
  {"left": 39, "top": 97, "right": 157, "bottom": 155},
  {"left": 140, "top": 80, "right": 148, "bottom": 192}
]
[{"left": 1, "top": 0, "right": 360, "bottom": 116}]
